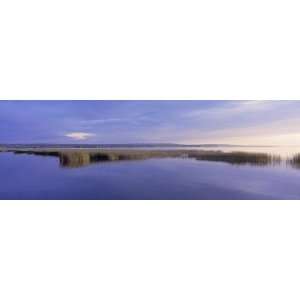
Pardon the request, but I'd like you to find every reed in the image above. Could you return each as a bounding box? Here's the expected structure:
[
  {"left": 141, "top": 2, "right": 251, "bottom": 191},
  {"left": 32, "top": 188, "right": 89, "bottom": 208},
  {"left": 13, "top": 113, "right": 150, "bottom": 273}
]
[
  {"left": 3, "top": 148, "right": 282, "bottom": 168},
  {"left": 192, "top": 151, "right": 281, "bottom": 166}
]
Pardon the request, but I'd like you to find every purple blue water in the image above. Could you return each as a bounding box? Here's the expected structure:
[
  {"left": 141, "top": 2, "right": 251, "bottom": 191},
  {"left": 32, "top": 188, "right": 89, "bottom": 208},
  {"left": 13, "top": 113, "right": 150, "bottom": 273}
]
[{"left": 1, "top": 150, "right": 300, "bottom": 199}]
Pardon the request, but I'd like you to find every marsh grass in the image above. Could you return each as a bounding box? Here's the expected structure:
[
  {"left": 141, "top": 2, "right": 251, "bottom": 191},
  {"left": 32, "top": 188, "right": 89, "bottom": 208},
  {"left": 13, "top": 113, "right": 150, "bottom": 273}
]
[
  {"left": 4, "top": 148, "right": 282, "bottom": 168},
  {"left": 192, "top": 151, "right": 281, "bottom": 166}
]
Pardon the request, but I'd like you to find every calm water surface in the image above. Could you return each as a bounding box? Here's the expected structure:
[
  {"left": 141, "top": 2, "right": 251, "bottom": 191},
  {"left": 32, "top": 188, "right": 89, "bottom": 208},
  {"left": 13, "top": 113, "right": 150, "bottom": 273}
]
[{"left": 1, "top": 147, "right": 300, "bottom": 199}]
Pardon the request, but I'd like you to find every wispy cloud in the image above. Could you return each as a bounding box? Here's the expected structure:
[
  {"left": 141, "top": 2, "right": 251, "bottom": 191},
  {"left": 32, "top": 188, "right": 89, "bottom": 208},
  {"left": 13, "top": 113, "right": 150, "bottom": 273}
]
[
  {"left": 179, "top": 116, "right": 300, "bottom": 145},
  {"left": 65, "top": 132, "right": 95, "bottom": 141},
  {"left": 83, "top": 118, "right": 124, "bottom": 124},
  {"left": 185, "top": 100, "right": 274, "bottom": 119},
  {"left": 2, "top": 100, "right": 300, "bottom": 145},
  {"left": 80, "top": 114, "right": 156, "bottom": 127}
]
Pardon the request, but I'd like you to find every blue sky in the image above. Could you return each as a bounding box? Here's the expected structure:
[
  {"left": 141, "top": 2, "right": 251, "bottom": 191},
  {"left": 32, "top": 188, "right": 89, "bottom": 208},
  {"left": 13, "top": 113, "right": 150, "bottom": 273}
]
[{"left": 1, "top": 100, "right": 300, "bottom": 145}]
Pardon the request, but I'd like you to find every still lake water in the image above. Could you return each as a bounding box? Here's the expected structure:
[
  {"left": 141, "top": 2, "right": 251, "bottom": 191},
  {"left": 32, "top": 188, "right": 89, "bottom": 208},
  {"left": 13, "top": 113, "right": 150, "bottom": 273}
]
[{"left": 1, "top": 147, "right": 300, "bottom": 199}]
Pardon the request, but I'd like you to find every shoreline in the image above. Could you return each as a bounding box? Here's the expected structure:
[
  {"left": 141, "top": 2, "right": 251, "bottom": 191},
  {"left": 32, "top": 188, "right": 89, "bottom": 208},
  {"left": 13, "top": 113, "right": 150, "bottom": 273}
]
[{"left": 0, "top": 147, "right": 283, "bottom": 168}]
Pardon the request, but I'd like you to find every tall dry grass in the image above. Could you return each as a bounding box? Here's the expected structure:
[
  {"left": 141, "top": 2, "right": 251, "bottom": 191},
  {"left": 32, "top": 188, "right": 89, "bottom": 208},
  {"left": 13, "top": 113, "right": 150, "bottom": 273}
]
[{"left": 5, "top": 148, "right": 283, "bottom": 168}]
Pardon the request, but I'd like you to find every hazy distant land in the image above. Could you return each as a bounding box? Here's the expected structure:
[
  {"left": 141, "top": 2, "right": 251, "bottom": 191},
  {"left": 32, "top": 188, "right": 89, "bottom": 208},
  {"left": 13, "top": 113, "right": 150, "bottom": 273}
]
[{"left": 0, "top": 143, "right": 274, "bottom": 149}]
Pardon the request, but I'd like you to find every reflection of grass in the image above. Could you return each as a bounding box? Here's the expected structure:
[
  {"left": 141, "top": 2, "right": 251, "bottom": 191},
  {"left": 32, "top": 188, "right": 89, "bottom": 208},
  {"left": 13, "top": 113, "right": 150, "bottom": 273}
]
[
  {"left": 289, "top": 154, "right": 300, "bottom": 168},
  {"left": 14, "top": 150, "right": 60, "bottom": 157},
  {"left": 5, "top": 148, "right": 282, "bottom": 168}
]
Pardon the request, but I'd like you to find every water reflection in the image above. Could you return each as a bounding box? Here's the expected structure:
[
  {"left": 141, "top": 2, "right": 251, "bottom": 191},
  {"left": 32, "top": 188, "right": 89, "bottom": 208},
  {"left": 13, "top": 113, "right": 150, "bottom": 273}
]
[
  {"left": 2, "top": 149, "right": 300, "bottom": 200},
  {"left": 288, "top": 154, "right": 300, "bottom": 169}
]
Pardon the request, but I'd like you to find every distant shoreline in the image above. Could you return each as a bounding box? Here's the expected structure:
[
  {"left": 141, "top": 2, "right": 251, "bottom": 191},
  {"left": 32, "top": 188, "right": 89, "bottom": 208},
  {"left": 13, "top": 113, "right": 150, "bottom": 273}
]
[{"left": 0, "top": 143, "right": 277, "bottom": 149}]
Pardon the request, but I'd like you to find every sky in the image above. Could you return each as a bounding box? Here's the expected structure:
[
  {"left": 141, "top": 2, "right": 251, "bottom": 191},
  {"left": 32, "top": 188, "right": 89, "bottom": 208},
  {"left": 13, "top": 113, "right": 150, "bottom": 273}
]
[{"left": 1, "top": 100, "right": 300, "bottom": 145}]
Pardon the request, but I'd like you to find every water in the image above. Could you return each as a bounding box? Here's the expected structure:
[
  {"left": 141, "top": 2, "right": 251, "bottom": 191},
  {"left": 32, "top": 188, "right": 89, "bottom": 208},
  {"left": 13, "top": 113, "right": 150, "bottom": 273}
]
[{"left": 1, "top": 146, "right": 300, "bottom": 199}]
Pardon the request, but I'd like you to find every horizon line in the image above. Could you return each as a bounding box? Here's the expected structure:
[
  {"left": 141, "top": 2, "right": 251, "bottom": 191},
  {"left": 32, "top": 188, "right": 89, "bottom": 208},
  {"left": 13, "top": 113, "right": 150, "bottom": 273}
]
[{"left": 0, "top": 142, "right": 295, "bottom": 147}]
